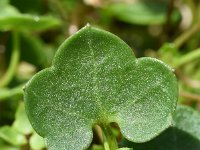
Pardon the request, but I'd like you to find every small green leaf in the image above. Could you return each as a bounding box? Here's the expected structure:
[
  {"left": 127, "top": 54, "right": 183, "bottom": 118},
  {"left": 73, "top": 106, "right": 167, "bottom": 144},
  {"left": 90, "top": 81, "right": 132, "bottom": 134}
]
[
  {"left": 24, "top": 25, "right": 178, "bottom": 150},
  {"left": 104, "top": 2, "right": 180, "bottom": 25},
  {"left": 12, "top": 102, "right": 33, "bottom": 135},
  {"left": 0, "top": 5, "right": 61, "bottom": 31},
  {"left": 0, "top": 126, "right": 27, "bottom": 146},
  {"left": 30, "top": 132, "right": 45, "bottom": 150},
  {"left": 120, "top": 105, "right": 200, "bottom": 150},
  {"left": 158, "top": 43, "right": 179, "bottom": 67}
]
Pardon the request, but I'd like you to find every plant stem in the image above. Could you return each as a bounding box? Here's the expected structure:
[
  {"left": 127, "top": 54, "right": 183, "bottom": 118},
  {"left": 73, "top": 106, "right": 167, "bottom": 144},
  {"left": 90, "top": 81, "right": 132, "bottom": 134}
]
[
  {"left": 0, "top": 31, "right": 20, "bottom": 87},
  {"left": 101, "top": 124, "right": 118, "bottom": 150},
  {"left": 0, "top": 84, "right": 24, "bottom": 101},
  {"left": 180, "top": 91, "right": 200, "bottom": 102},
  {"left": 174, "top": 22, "right": 200, "bottom": 48},
  {"left": 164, "top": 0, "right": 174, "bottom": 34},
  {"left": 174, "top": 48, "right": 200, "bottom": 68}
]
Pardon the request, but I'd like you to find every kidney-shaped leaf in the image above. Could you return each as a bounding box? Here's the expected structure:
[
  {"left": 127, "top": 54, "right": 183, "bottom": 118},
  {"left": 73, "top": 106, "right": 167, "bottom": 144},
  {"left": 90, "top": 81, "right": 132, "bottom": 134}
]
[
  {"left": 24, "top": 25, "right": 178, "bottom": 150},
  {"left": 120, "top": 105, "right": 200, "bottom": 150}
]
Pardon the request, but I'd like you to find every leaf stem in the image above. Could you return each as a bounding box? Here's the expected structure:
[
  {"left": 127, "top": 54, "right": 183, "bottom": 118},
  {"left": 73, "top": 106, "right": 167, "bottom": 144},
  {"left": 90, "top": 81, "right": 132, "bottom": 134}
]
[
  {"left": 180, "top": 91, "right": 200, "bottom": 102},
  {"left": 163, "top": 0, "right": 174, "bottom": 35},
  {"left": 0, "top": 31, "right": 20, "bottom": 87},
  {"left": 0, "top": 84, "right": 24, "bottom": 101},
  {"left": 101, "top": 124, "right": 118, "bottom": 150},
  {"left": 174, "top": 48, "right": 200, "bottom": 68},
  {"left": 174, "top": 22, "right": 200, "bottom": 48}
]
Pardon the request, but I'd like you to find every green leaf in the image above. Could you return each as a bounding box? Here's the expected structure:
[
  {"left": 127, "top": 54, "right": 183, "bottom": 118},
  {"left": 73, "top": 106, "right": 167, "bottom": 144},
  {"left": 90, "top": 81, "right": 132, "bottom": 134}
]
[
  {"left": 0, "top": 5, "right": 20, "bottom": 17},
  {"left": 0, "top": 139, "right": 20, "bottom": 150},
  {"left": 24, "top": 25, "right": 178, "bottom": 150},
  {"left": 104, "top": 2, "right": 180, "bottom": 25},
  {"left": 0, "top": 126, "right": 27, "bottom": 146},
  {"left": 30, "top": 132, "right": 45, "bottom": 150},
  {"left": 0, "top": 5, "right": 61, "bottom": 31},
  {"left": 158, "top": 43, "right": 179, "bottom": 67},
  {"left": 0, "top": 141, "right": 20, "bottom": 150},
  {"left": 0, "top": 0, "right": 9, "bottom": 6},
  {"left": 20, "top": 33, "right": 47, "bottom": 68},
  {"left": 173, "top": 105, "right": 200, "bottom": 141},
  {"left": 120, "top": 105, "right": 200, "bottom": 150},
  {"left": 12, "top": 102, "right": 33, "bottom": 135}
]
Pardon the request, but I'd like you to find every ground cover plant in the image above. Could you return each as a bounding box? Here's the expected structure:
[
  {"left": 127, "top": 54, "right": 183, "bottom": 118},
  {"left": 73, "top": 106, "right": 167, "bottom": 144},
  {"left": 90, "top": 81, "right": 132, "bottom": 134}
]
[
  {"left": 24, "top": 25, "right": 178, "bottom": 150},
  {"left": 1, "top": 0, "right": 200, "bottom": 150}
]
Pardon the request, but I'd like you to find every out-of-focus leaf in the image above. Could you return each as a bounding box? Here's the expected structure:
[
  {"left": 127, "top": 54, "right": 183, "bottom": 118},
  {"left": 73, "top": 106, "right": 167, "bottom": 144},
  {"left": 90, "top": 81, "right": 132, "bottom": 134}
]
[
  {"left": 1, "top": 147, "right": 20, "bottom": 150},
  {"left": 0, "top": 15, "right": 61, "bottom": 32},
  {"left": 158, "top": 43, "right": 179, "bottom": 67},
  {"left": 0, "top": 143, "right": 20, "bottom": 150},
  {"left": 0, "top": 0, "right": 9, "bottom": 6},
  {"left": 173, "top": 105, "right": 200, "bottom": 141},
  {"left": 30, "top": 132, "right": 45, "bottom": 150},
  {"left": 0, "top": 126, "right": 27, "bottom": 146},
  {"left": 12, "top": 102, "right": 33, "bottom": 135},
  {"left": 0, "top": 5, "right": 20, "bottom": 17},
  {"left": 120, "top": 105, "right": 200, "bottom": 150},
  {"left": 104, "top": 2, "right": 180, "bottom": 25},
  {"left": 0, "top": 5, "right": 61, "bottom": 31},
  {"left": 0, "top": 139, "right": 20, "bottom": 150},
  {"left": 20, "top": 33, "right": 47, "bottom": 68}
]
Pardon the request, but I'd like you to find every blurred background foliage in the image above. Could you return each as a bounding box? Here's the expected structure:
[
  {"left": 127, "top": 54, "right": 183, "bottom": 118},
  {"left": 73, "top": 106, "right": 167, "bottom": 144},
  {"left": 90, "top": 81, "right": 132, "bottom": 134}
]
[{"left": 0, "top": 0, "right": 200, "bottom": 149}]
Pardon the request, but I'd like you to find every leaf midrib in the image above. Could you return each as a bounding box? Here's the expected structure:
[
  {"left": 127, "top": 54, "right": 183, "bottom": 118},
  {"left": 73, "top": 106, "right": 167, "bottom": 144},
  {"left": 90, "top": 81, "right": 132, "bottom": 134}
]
[{"left": 88, "top": 33, "right": 109, "bottom": 121}]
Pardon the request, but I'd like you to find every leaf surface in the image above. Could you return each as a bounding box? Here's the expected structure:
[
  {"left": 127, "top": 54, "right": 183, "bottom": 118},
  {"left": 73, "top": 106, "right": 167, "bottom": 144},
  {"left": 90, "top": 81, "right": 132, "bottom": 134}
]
[
  {"left": 24, "top": 26, "right": 178, "bottom": 150},
  {"left": 121, "top": 105, "right": 200, "bottom": 150}
]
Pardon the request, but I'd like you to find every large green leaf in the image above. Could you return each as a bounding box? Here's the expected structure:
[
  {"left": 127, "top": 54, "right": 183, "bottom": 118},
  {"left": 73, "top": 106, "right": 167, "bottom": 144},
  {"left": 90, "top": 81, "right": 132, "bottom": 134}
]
[
  {"left": 0, "top": 5, "right": 61, "bottom": 31},
  {"left": 24, "top": 25, "right": 178, "bottom": 150},
  {"left": 120, "top": 105, "right": 200, "bottom": 150},
  {"left": 104, "top": 2, "right": 180, "bottom": 25}
]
